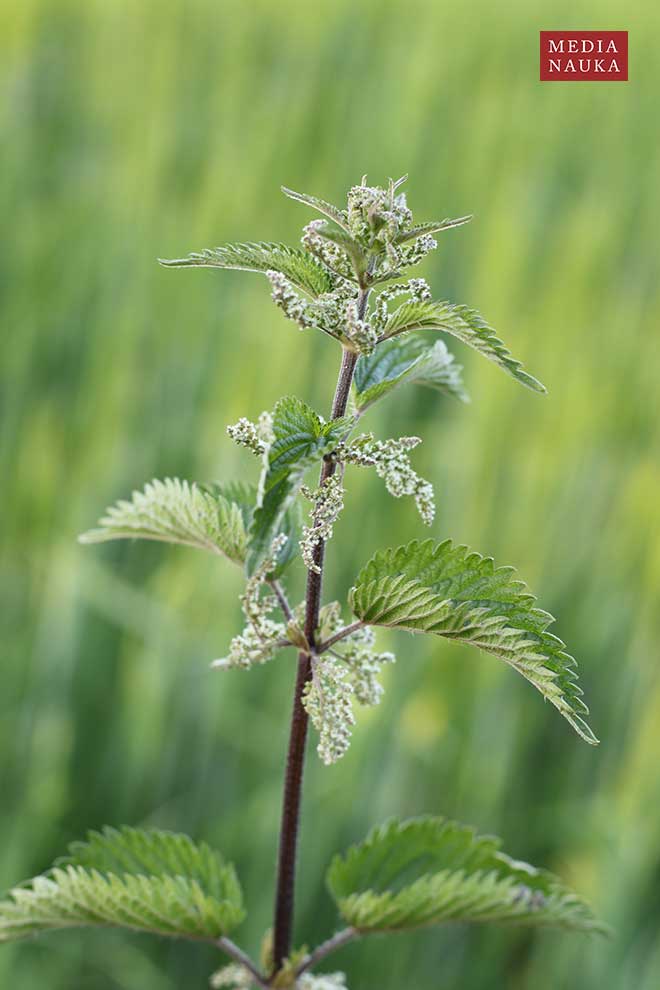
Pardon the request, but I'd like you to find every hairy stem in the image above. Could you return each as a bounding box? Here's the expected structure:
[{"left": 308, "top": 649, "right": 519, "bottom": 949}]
[
  {"left": 269, "top": 579, "right": 294, "bottom": 622},
  {"left": 216, "top": 936, "right": 270, "bottom": 988},
  {"left": 317, "top": 620, "right": 365, "bottom": 655},
  {"left": 295, "top": 928, "right": 358, "bottom": 978},
  {"left": 271, "top": 291, "right": 369, "bottom": 975}
]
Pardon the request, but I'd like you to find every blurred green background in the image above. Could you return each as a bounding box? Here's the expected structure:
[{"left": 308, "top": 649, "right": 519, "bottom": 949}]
[{"left": 2, "top": 0, "right": 659, "bottom": 987}]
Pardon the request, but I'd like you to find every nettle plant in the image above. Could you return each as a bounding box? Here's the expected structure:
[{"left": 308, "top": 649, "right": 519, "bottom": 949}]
[{"left": 0, "top": 178, "right": 606, "bottom": 986}]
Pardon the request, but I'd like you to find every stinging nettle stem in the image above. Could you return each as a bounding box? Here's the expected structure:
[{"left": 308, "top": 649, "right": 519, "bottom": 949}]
[
  {"left": 216, "top": 936, "right": 270, "bottom": 988},
  {"left": 271, "top": 287, "right": 369, "bottom": 975},
  {"left": 317, "top": 620, "right": 365, "bottom": 655},
  {"left": 294, "top": 927, "right": 358, "bottom": 978}
]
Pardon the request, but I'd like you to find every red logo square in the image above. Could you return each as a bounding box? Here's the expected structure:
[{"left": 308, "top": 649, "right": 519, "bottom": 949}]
[{"left": 540, "top": 31, "right": 628, "bottom": 81}]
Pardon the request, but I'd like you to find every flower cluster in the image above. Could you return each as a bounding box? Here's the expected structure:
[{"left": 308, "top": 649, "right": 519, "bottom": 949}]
[
  {"left": 269, "top": 179, "right": 443, "bottom": 350},
  {"left": 372, "top": 277, "right": 432, "bottom": 333},
  {"left": 303, "top": 603, "right": 396, "bottom": 765},
  {"left": 333, "top": 435, "right": 377, "bottom": 467},
  {"left": 212, "top": 535, "right": 288, "bottom": 670},
  {"left": 267, "top": 270, "right": 358, "bottom": 345},
  {"left": 396, "top": 233, "right": 438, "bottom": 271},
  {"left": 320, "top": 601, "right": 396, "bottom": 705},
  {"left": 303, "top": 657, "right": 355, "bottom": 766},
  {"left": 299, "top": 475, "right": 345, "bottom": 574},
  {"left": 342, "top": 435, "right": 436, "bottom": 526},
  {"left": 344, "top": 176, "right": 438, "bottom": 278},
  {"left": 340, "top": 624, "right": 396, "bottom": 707},
  {"left": 344, "top": 298, "right": 378, "bottom": 355},
  {"left": 227, "top": 412, "right": 273, "bottom": 456},
  {"left": 210, "top": 964, "right": 253, "bottom": 989},
  {"left": 267, "top": 270, "right": 311, "bottom": 328},
  {"left": 299, "top": 975, "right": 348, "bottom": 990},
  {"left": 210, "top": 966, "right": 348, "bottom": 990},
  {"left": 302, "top": 219, "right": 354, "bottom": 282},
  {"left": 346, "top": 177, "right": 413, "bottom": 247}
]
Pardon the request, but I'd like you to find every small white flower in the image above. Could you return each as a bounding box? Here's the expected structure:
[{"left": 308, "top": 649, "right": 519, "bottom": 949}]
[
  {"left": 372, "top": 278, "right": 432, "bottom": 331},
  {"left": 341, "top": 625, "right": 396, "bottom": 708},
  {"left": 213, "top": 535, "right": 288, "bottom": 671},
  {"left": 299, "top": 973, "right": 349, "bottom": 990},
  {"left": 209, "top": 964, "right": 254, "bottom": 989},
  {"left": 345, "top": 435, "right": 436, "bottom": 526},
  {"left": 305, "top": 603, "right": 396, "bottom": 765},
  {"left": 303, "top": 658, "right": 355, "bottom": 765},
  {"left": 344, "top": 299, "right": 378, "bottom": 355},
  {"left": 227, "top": 413, "right": 273, "bottom": 456},
  {"left": 299, "top": 476, "right": 345, "bottom": 573},
  {"left": 302, "top": 220, "right": 354, "bottom": 282}
]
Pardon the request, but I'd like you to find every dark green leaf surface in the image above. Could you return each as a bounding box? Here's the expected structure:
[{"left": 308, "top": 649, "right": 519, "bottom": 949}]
[{"left": 247, "top": 396, "right": 349, "bottom": 574}]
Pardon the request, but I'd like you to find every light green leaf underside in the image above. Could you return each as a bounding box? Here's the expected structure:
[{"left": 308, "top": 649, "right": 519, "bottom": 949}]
[
  {"left": 281, "top": 185, "right": 350, "bottom": 232},
  {"left": 393, "top": 215, "right": 473, "bottom": 244},
  {"left": 159, "top": 241, "right": 333, "bottom": 297},
  {"left": 382, "top": 299, "right": 546, "bottom": 393},
  {"left": 79, "top": 478, "right": 248, "bottom": 565},
  {"left": 247, "top": 396, "right": 349, "bottom": 575},
  {"left": 0, "top": 827, "right": 244, "bottom": 944},
  {"left": 350, "top": 539, "right": 597, "bottom": 744},
  {"left": 327, "top": 817, "right": 606, "bottom": 934},
  {"left": 353, "top": 335, "right": 469, "bottom": 411}
]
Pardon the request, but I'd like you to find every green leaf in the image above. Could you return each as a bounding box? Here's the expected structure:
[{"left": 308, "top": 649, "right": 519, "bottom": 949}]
[
  {"left": 0, "top": 826, "right": 245, "bottom": 944},
  {"left": 393, "top": 215, "right": 473, "bottom": 244},
  {"left": 246, "top": 397, "right": 349, "bottom": 575},
  {"left": 308, "top": 221, "right": 368, "bottom": 282},
  {"left": 353, "top": 336, "right": 468, "bottom": 411},
  {"left": 281, "top": 185, "right": 351, "bottom": 232},
  {"left": 79, "top": 478, "right": 249, "bottom": 565},
  {"left": 159, "top": 242, "right": 333, "bottom": 297},
  {"left": 349, "top": 539, "right": 597, "bottom": 744},
  {"left": 204, "top": 481, "right": 299, "bottom": 579},
  {"left": 327, "top": 817, "right": 606, "bottom": 934},
  {"left": 381, "top": 299, "right": 546, "bottom": 393}
]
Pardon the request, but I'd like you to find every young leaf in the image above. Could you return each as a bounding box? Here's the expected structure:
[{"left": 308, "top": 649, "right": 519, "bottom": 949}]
[
  {"left": 306, "top": 221, "right": 368, "bottom": 282},
  {"left": 159, "top": 241, "right": 333, "bottom": 298},
  {"left": 353, "top": 336, "right": 468, "bottom": 412},
  {"left": 79, "top": 478, "right": 249, "bottom": 565},
  {"left": 281, "top": 186, "right": 351, "bottom": 232},
  {"left": 0, "top": 826, "right": 245, "bottom": 944},
  {"left": 349, "top": 539, "right": 597, "bottom": 744},
  {"left": 327, "top": 817, "right": 606, "bottom": 934},
  {"left": 393, "top": 215, "right": 473, "bottom": 244},
  {"left": 381, "top": 299, "right": 546, "bottom": 393},
  {"left": 246, "top": 397, "right": 349, "bottom": 575}
]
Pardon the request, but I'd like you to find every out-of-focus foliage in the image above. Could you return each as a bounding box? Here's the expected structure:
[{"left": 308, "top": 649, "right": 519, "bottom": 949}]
[
  {"left": 0, "top": 0, "right": 658, "bottom": 988},
  {"left": 0, "top": 827, "right": 244, "bottom": 943},
  {"left": 80, "top": 478, "right": 250, "bottom": 564},
  {"left": 327, "top": 817, "right": 605, "bottom": 933}
]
